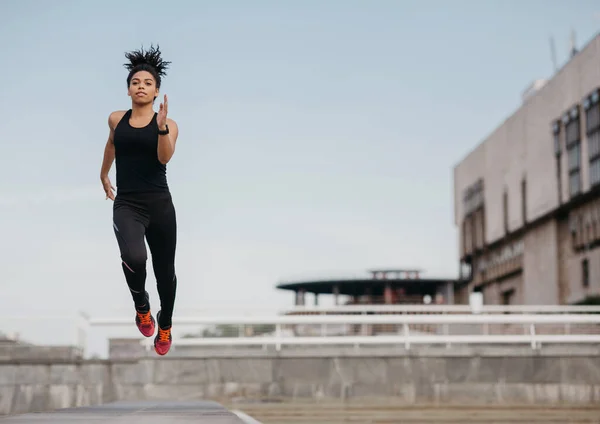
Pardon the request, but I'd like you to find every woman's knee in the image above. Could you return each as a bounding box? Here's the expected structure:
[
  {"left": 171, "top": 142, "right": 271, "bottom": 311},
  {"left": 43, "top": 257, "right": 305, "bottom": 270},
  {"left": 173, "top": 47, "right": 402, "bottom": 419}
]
[{"left": 121, "top": 249, "right": 147, "bottom": 272}]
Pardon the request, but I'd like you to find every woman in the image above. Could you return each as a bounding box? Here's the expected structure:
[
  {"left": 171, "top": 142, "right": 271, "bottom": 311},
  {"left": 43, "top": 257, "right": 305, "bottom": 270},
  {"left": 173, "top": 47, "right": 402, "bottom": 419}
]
[{"left": 99, "top": 45, "right": 179, "bottom": 356}]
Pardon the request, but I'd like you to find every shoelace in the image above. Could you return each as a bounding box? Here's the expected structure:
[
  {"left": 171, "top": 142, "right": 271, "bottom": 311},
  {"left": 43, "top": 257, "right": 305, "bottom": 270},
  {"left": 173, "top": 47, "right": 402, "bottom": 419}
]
[
  {"left": 158, "top": 328, "right": 171, "bottom": 343},
  {"left": 137, "top": 311, "right": 153, "bottom": 326}
]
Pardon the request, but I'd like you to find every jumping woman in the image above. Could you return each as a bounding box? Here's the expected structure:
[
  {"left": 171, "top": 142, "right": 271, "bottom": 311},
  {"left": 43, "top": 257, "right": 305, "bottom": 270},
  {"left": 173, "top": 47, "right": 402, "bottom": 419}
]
[{"left": 99, "top": 45, "right": 179, "bottom": 355}]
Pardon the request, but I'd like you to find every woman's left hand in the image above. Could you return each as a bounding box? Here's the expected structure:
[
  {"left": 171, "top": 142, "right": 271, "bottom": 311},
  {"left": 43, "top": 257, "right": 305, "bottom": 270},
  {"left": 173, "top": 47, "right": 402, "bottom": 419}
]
[{"left": 157, "top": 94, "right": 168, "bottom": 130}]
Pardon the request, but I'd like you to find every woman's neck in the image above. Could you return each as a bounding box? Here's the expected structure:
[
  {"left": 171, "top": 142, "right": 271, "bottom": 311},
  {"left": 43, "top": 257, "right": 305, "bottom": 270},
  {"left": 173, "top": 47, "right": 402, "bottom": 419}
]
[{"left": 131, "top": 102, "right": 154, "bottom": 118}]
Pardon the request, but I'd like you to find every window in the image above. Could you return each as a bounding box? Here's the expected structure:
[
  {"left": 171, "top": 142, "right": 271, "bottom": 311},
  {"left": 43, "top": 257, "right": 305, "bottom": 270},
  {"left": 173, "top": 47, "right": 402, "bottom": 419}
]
[
  {"left": 463, "top": 179, "right": 484, "bottom": 215},
  {"left": 589, "top": 141, "right": 600, "bottom": 187},
  {"left": 564, "top": 106, "right": 582, "bottom": 197},
  {"left": 501, "top": 289, "right": 515, "bottom": 306},
  {"left": 585, "top": 89, "right": 600, "bottom": 187},
  {"left": 503, "top": 190, "right": 508, "bottom": 234},
  {"left": 565, "top": 106, "right": 581, "bottom": 143},
  {"left": 462, "top": 179, "right": 485, "bottom": 255},
  {"left": 568, "top": 142, "right": 581, "bottom": 171},
  {"left": 553, "top": 120, "right": 561, "bottom": 156},
  {"left": 570, "top": 214, "right": 579, "bottom": 248},
  {"left": 459, "top": 261, "right": 472, "bottom": 281},
  {"left": 569, "top": 172, "right": 581, "bottom": 197},
  {"left": 521, "top": 177, "right": 527, "bottom": 224},
  {"left": 553, "top": 120, "right": 563, "bottom": 204},
  {"left": 462, "top": 219, "right": 468, "bottom": 256},
  {"left": 588, "top": 132, "right": 600, "bottom": 157},
  {"left": 584, "top": 90, "right": 600, "bottom": 132},
  {"left": 582, "top": 258, "right": 589, "bottom": 288}
]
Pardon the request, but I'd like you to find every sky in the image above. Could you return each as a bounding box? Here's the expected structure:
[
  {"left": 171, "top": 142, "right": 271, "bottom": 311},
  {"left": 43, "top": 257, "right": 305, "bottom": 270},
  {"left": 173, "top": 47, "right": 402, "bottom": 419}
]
[{"left": 0, "top": 0, "right": 599, "bottom": 356}]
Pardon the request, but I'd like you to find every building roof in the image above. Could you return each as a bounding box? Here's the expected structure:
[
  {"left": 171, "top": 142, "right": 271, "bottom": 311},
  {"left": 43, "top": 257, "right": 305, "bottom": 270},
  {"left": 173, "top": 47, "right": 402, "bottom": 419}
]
[{"left": 276, "top": 269, "right": 461, "bottom": 296}]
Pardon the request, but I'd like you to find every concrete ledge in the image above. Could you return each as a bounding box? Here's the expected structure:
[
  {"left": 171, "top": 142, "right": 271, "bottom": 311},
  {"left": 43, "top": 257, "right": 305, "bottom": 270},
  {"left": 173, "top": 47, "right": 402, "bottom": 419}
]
[
  {"left": 3, "top": 344, "right": 600, "bottom": 365},
  {"left": 152, "top": 344, "right": 600, "bottom": 358},
  {"left": 1, "top": 352, "right": 599, "bottom": 416}
]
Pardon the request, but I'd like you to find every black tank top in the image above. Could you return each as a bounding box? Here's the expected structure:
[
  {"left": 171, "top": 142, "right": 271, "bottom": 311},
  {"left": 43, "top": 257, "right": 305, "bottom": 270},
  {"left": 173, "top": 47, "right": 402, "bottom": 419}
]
[{"left": 113, "top": 109, "right": 169, "bottom": 195}]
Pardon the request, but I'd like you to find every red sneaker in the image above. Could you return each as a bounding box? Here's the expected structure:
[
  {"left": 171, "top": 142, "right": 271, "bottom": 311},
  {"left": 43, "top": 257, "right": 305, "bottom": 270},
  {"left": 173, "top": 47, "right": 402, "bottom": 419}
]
[
  {"left": 154, "top": 325, "right": 172, "bottom": 355},
  {"left": 154, "top": 312, "right": 172, "bottom": 355},
  {"left": 135, "top": 310, "right": 156, "bottom": 337}
]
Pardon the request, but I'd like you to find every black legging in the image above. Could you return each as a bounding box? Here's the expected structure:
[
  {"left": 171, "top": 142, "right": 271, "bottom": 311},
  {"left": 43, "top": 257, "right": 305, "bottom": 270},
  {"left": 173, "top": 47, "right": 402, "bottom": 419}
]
[{"left": 112, "top": 191, "right": 177, "bottom": 329}]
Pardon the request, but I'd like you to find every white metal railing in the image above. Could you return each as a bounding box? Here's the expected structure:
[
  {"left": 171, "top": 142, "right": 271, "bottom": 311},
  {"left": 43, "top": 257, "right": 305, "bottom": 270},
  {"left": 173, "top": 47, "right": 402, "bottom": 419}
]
[
  {"left": 86, "top": 312, "right": 600, "bottom": 353},
  {"left": 88, "top": 313, "right": 600, "bottom": 326},
  {"left": 171, "top": 334, "right": 600, "bottom": 349},
  {"left": 83, "top": 304, "right": 600, "bottom": 320},
  {"left": 3, "top": 306, "right": 600, "bottom": 358},
  {"left": 280, "top": 304, "right": 600, "bottom": 314}
]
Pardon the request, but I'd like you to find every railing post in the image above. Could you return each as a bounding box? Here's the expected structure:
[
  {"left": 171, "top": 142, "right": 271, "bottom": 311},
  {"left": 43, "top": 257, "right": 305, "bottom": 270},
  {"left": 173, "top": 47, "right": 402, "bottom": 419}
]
[
  {"left": 403, "top": 323, "right": 410, "bottom": 350},
  {"left": 75, "top": 310, "right": 89, "bottom": 358},
  {"left": 443, "top": 323, "right": 450, "bottom": 349},
  {"left": 530, "top": 323, "right": 537, "bottom": 349},
  {"left": 275, "top": 323, "right": 281, "bottom": 351}
]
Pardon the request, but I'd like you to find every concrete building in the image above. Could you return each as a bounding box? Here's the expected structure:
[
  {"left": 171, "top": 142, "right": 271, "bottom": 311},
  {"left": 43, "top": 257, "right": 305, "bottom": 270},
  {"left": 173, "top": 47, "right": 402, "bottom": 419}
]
[{"left": 453, "top": 32, "right": 600, "bottom": 305}]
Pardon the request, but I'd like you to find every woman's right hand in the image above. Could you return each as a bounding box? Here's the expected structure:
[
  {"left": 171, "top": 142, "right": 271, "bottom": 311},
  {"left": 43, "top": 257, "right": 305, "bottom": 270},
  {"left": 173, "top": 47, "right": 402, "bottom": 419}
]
[{"left": 101, "top": 176, "right": 116, "bottom": 201}]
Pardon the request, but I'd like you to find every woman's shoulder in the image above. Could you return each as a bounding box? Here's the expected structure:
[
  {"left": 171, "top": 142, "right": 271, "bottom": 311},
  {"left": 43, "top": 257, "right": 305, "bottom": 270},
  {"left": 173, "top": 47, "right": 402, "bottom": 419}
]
[{"left": 108, "top": 110, "right": 129, "bottom": 129}]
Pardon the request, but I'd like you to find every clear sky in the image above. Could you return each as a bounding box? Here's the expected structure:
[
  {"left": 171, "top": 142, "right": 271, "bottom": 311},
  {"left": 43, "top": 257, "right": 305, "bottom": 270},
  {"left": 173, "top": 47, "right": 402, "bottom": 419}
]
[{"left": 0, "top": 0, "right": 598, "bottom": 356}]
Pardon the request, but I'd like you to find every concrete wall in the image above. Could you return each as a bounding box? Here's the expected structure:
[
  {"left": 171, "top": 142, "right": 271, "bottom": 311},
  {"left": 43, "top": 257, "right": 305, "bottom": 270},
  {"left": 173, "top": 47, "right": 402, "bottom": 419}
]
[
  {"left": 2, "top": 346, "right": 600, "bottom": 416},
  {"left": 522, "top": 219, "right": 560, "bottom": 304},
  {"left": 480, "top": 273, "right": 523, "bottom": 305},
  {"left": 0, "top": 344, "right": 83, "bottom": 362},
  {"left": 453, "top": 33, "right": 600, "bottom": 244}
]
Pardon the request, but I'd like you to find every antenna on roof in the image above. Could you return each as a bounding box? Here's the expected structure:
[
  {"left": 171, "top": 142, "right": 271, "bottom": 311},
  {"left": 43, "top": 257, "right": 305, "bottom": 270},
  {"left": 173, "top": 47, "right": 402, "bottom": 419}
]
[
  {"left": 549, "top": 36, "right": 558, "bottom": 72},
  {"left": 549, "top": 35, "right": 558, "bottom": 73},
  {"left": 569, "top": 28, "right": 578, "bottom": 57}
]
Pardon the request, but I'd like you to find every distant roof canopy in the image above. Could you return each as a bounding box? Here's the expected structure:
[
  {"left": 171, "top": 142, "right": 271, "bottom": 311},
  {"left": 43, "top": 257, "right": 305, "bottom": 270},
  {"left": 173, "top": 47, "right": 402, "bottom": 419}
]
[
  {"left": 367, "top": 269, "right": 422, "bottom": 279},
  {"left": 276, "top": 269, "right": 460, "bottom": 296}
]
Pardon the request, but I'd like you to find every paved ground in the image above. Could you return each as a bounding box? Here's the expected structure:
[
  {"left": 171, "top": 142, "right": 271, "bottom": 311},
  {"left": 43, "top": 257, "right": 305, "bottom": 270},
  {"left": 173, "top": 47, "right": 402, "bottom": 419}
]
[
  {"left": 0, "top": 401, "right": 250, "bottom": 424},
  {"left": 2, "top": 402, "right": 600, "bottom": 424},
  {"left": 227, "top": 403, "right": 600, "bottom": 423}
]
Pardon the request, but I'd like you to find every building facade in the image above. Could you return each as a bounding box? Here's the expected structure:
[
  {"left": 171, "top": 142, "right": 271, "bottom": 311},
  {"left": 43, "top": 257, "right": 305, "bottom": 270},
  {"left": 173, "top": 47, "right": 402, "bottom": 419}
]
[{"left": 453, "top": 32, "right": 600, "bottom": 305}]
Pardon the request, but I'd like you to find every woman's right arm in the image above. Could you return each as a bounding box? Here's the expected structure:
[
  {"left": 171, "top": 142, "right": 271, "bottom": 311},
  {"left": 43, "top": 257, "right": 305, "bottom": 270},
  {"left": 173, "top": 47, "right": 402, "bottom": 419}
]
[{"left": 100, "top": 112, "right": 119, "bottom": 200}]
